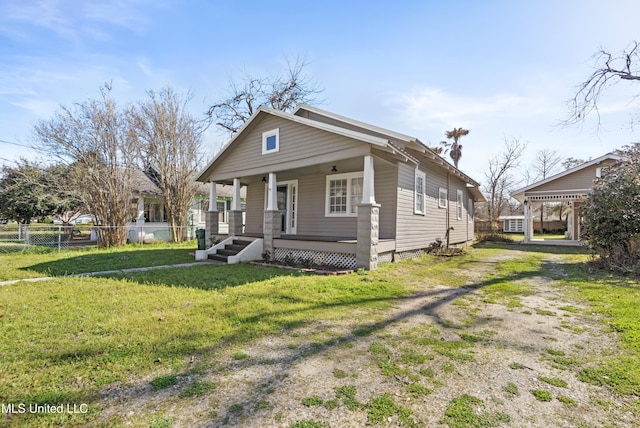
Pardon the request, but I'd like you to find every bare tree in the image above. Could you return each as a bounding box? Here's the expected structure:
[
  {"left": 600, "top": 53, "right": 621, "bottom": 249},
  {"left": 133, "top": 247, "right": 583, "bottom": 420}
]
[
  {"left": 566, "top": 41, "right": 640, "bottom": 127},
  {"left": 130, "top": 87, "right": 210, "bottom": 242},
  {"left": 440, "top": 127, "right": 469, "bottom": 169},
  {"left": 208, "top": 57, "right": 323, "bottom": 134},
  {"left": 531, "top": 149, "right": 562, "bottom": 233},
  {"left": 483, "top": 138, "right": 527, "bottom": 231},
  {"left": 561, "top": 157, "right": 586, "bottom": 170},
  {"left": 33, "top": 85, "right": 137, "bottom": 247}
]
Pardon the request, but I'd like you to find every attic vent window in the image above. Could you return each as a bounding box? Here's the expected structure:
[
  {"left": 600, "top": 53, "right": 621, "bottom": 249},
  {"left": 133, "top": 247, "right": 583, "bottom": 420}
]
[{"left": 262, "top": 128, "right": 280, "bottom": 154}]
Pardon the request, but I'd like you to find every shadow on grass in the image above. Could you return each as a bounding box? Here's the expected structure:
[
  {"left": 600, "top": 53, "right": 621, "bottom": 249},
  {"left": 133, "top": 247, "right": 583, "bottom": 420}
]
[
  {"left": 10, "top": 246, "right": 635, "bottom": 426},
  {"left": 97, "top": 263, "right": 309, "bottom": 290},
  {"left": 474, "top": 241, "right": 590, "bottom": 255},
  {"left": 21, "top": 248, "right": 197, "bottom": 276}
]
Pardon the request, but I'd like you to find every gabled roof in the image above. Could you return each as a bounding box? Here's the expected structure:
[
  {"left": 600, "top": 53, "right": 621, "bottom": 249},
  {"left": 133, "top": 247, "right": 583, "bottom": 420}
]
[
  {"left": 511, "top": 153, "right": 623, "bottom": 203},
  {"left": 197, "top": 106, "right": 392, "bottom": 182},
  {"left": 197, "top": 105, "right": 486, "bottom": 201},
  {"left": 294, "top": 104, "right": 418, "bottom": 145}
]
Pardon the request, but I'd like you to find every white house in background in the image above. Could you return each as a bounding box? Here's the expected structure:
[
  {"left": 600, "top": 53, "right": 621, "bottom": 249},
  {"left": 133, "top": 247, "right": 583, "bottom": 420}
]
[
  {"left": 511, "top": 153, "right": 621, "bottom": 244},
  {"left": 128, "top": 169, "right": 246, "bottom": 243}
]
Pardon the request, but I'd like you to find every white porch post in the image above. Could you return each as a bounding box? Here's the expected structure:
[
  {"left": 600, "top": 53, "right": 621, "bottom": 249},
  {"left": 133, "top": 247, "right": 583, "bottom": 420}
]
[
  {"left": 136, "top": 197, "right": 145, "bottom": 243},
  {"left": 362, "top": 154, "right": 376, "bottom": 204},
  {"left": 357, "top": 154, "right": 380, "bottom": 270},
  {"left": 523, "top": 197, "right": 531, "bottom": 243},
  {"left": 266, "top": 173, "right": 277, "bottom": 211},
  {"left": 231, "top": 178, "right": 241, "bottom": 211},
  {"left": 208, "top": 182, "right": 217, "bottom": 211},
  {"left": 205, "top": 182, "right": 219, "bottom": 245},
  {"left": 228, "top": 178, "right": 243, "bottom": 236}
]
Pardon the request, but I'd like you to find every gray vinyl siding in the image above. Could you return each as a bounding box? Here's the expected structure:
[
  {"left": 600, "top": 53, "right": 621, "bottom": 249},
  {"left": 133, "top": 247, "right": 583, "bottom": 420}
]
[
  {"left": 527, "top": 160, "right": 615, "bottom": 193},
  {"left": 211, "top": 115, "right": 369, "bottom": 180},
  {"left": 242, "top": 159, "right": 397, "bottom": 239},
  {"left": 396, "top": 163, "right": 472, "bottom": 252},
  {"left": 244, "top": 183, "right": 265, "bottom": 235}
]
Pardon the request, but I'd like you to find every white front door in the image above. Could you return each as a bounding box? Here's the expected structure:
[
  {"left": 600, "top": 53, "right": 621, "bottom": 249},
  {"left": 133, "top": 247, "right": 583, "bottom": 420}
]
[{"left": 267, "top": 180, "right": 298, "bottom": 234}]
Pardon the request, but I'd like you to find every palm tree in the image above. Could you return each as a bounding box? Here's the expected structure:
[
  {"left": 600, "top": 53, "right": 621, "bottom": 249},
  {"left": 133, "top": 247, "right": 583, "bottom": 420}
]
[{"left": 440, "top": 127, "right": 469, "bottom": 169}]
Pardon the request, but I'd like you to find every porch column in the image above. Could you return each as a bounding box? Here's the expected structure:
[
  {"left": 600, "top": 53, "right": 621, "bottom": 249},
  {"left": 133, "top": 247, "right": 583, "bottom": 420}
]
[
  {"left": 135, "top": 197, "right": 145, "bottom": 243},
  {"left": 362, "top": 154, "right": 376, "bottom": 204},
  {"left": 356, "top": 155, "right": 379, "bottom": 270},
  {"left": 263, "top": 172, "right": 281, "bottom": 258},
  {"left": 205, "top": 182, "right": 219, "bottom": 246},
  {"left": 523, "top": 197, "right": 532, "bottom": 243},
  {"left": 228, "top": 178, "right": 244, "bottom": 236}
]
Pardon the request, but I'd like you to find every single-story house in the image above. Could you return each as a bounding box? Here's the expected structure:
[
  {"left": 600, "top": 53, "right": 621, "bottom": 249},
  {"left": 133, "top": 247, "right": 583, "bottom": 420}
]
[
  {"left": 128, "top": 168, "right": 246, "bottom": 243},
  {"left": 511, "top": 153, "right": 621, "bottom": 243},
  {"left": 195, "top": 105, "right": 486, "bottom": 269}
]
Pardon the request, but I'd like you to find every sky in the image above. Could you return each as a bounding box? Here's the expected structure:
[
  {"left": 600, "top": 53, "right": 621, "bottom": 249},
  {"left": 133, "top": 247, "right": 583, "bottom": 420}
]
[{"left": 1, "top": 0, "right": 639, "bottom": 188}]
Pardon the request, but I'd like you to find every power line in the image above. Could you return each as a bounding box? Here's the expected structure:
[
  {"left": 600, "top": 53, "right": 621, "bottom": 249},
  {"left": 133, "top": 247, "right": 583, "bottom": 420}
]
[{"left": 0, "top": 139, "right": 33, "bottom": 149}]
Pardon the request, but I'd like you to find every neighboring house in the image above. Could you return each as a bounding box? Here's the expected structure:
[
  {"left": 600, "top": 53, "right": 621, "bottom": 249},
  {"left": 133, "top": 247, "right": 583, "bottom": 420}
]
[
  {"left": 195, "top": 105, "right": 486, "bottom": 269},
  {"left": 511, "top": 153, "right": 621, "bottom": 243},
  {"left": 128, "top": 169, "right": 246, "bottom": 243},
  {"left": 500, "top": 215, "right": 525, "bottom": 233}
]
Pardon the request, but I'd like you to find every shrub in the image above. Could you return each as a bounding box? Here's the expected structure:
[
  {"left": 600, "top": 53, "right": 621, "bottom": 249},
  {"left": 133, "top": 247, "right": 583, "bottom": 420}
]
[{"left": 581, "top": 144, "right": 640, "bottom": 274}]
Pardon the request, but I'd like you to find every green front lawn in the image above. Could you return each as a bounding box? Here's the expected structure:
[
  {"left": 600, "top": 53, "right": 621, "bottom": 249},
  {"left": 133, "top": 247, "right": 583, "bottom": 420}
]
[
  {"left": 0, "top": 244, "right": 638, "bottom": 426},
  {"left": 0, "top": 241, "right": 197, "bottom": 281}
]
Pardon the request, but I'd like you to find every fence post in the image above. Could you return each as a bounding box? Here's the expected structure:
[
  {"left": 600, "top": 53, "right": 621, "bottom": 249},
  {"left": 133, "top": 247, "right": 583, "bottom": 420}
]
[{"left": 58, "top": 226, "right": 62, "bottom": 252}]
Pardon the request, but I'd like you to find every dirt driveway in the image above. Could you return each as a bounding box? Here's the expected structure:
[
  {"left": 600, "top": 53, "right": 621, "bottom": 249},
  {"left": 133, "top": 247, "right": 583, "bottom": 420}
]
[{"left": 98, "top": 247, "right": 637, "bottom": 427}]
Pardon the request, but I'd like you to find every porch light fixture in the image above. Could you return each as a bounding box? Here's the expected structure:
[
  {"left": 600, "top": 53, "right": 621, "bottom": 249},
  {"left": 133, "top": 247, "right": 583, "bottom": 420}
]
[
  {"left": 331, "top": 165, "right": 338, "bottom": 172},
  {"left": 261, "top": 176, "right": 267, "bottom": 182}
]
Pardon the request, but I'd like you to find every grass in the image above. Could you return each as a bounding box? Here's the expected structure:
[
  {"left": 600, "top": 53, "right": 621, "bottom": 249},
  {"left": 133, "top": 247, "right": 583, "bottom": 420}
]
[
  {"left": 0, "top": 241, "right": 198, "bottom": 280},
  {"left": 0, "top": 255, "right": 408, "bottom": 426},
  {"left": 539, "top": 376, "right": 567, "bottom": 388},
  {"left": 2, "top": 241, "right": 639, "bottom": 426},
  {"left": 530, "top": 389, "right": 553, "bottom": 402},
  {"left": 441, "top": 394, "right": 510, "bottom": 427}
]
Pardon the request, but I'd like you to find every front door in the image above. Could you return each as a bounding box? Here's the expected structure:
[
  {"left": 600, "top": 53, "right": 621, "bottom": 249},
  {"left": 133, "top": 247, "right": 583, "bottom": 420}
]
[
  {"left": 267, "top": 180, "right": 298, "bottom": 235},
  {"left": 277, "top": 185, "right": 288, "bottom": 233}
]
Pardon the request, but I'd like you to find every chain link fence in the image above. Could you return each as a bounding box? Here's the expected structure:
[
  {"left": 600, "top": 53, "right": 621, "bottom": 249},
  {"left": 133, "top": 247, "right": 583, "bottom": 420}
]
[{"left": 0, "top": 225, "right": 200, "bottom": 253}]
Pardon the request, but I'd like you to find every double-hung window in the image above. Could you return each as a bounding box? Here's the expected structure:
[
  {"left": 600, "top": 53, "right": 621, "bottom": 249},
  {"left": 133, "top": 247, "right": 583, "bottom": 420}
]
[
  {"left": 438, "top": 187, "right": 448, "bottom": 209},
  {"left": 326, "top": 172, "right": 364, "bottom": 216},
  {"left": 414, "top": 169, "right": 426, "bottom": 214},
  {"left": 468, "top": 198, "right": 474, "bottom": 222},
  {"left": 457, "top": 190, "right": 464, "bottom": 220}
]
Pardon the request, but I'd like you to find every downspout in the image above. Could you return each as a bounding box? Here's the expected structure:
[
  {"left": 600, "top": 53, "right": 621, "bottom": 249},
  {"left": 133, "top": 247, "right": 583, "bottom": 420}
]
[{"left": 446, "top": 172, "right": 450, "bottom": 249}]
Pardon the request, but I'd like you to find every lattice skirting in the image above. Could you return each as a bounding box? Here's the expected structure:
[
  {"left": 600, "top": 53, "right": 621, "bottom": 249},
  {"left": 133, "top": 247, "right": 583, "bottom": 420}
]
[
  {"left": 272, "top": 247, "right": 357, "bottom": 269},
  {"left": 378, "top": 252, "right": 394, "bottom": 263},
  {"left": 393, "top": 249, "right": 426, "bottom": 261}
]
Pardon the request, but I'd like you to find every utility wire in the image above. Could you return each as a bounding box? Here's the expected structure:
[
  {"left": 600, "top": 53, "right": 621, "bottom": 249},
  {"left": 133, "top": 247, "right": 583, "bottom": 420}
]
[{"left": 0, "top": 139, "right": 33, "bottom": 149}]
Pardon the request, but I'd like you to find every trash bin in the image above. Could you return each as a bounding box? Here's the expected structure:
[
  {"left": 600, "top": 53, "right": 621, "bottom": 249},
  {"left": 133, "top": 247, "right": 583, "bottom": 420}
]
[{"left": 196, "top": 229, "right": 206, "bottom": 250}]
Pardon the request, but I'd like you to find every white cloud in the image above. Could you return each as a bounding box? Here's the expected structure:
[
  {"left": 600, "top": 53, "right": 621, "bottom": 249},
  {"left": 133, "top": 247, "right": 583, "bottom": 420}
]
[{"left": 387, "top": 86, "right": 558, "bottom": 132}]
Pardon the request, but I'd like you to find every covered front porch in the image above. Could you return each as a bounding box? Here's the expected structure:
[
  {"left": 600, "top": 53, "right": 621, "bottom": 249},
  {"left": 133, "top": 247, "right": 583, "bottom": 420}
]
[
  {"left": 523, "top": 191, "right": 585, "bottom": 246},
  {"left": 203, "top": 153, "right": 393, "bottom": 269}
]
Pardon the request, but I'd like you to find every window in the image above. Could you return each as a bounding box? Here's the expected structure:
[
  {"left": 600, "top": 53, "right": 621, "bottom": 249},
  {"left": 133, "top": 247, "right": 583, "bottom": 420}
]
[
  {"left": 326, "top": 172, "right": 364, "bottom": 216},
  {"left": 468, "top": 198, "right": 474, "bottom": 222},
  {"left": 414, "top": 169, "right": 426, "bottom": 214},
  {"left": 262, "top": 128, "right": 279, "bottom": 154},
  {"left": 596, "top": 166, "right": 610, "bottom": 178},
  {"left": 457, "top": 190, "right": 463, "bottom": 220},
  {"left": 438, "top": 187, "right": 448, "bottom": 209}
]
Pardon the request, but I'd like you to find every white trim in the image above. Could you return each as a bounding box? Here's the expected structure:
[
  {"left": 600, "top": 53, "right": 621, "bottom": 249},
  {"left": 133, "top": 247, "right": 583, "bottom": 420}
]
[
  {"left": 325, "top": 171, "right": 364, "bottom": 217},
  {"left": 263, "top": 179, "right": 298, "bottom": 234},
  {"left": 438, "top": 187, "right": 448, "bottom": 209},
  {"left": 414, "top": 169, "right": 426, "bottom": 215},
  {"left": 456, "top": 189, "right": 463, "bottom": 220},
  {"left": 262, "top": 128, "right": 280, "bottom": 154}
]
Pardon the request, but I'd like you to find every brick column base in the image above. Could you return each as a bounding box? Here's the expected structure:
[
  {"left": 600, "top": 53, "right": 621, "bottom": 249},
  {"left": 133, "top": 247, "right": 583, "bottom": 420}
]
[
  {"left": 356, "top": 203, "right": 380, "bottom": 270},
  {"left": 263, "top": 210, "right": 282, "bottom": 259},
  {"left": 228, "top": 210, "right": 244, "bottom": 236}
]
